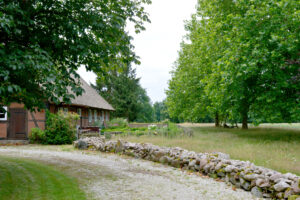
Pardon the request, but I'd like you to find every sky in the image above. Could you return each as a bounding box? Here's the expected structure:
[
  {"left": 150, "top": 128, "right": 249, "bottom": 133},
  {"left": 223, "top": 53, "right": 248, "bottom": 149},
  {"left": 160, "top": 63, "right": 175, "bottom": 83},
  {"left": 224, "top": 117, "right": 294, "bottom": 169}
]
[{"left": 78, "top": 0, "right": 198, "bottom": 103}]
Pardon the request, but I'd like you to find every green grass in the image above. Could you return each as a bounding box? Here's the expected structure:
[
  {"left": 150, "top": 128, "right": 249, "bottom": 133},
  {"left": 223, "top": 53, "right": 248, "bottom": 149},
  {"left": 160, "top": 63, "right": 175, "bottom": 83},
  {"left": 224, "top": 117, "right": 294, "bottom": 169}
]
[
  {"left": 0, "top": 156, "right": 86, "bottom": 200},
  {"left": 117, "top": 123, "right": 300, "bottom": 175}
]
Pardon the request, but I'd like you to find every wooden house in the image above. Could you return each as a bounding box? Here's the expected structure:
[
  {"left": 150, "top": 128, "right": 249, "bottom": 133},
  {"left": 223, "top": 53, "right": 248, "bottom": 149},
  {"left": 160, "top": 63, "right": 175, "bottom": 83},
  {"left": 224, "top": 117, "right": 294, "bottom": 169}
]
[{"left": 0, "top": 78, "right": 114, "bottom": 140}]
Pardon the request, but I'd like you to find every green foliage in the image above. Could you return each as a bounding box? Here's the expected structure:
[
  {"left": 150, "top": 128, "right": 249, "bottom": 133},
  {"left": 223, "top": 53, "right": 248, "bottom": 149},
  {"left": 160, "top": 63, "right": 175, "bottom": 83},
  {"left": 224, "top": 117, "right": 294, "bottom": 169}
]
[
  {"left": 44, "top": 111, "right": 79, "bottom": 144},
  {"left": 93, "top": 120, "right": 103, "bottom": 127},
  {"left": 103, "top": 122, "right": 188, "bottom": 138},
  {"left": 94, "top": 66, "right": 153, "bottom": 122},
  {"left": 104, "top": 132, "right": 112, "bottom": 140},
  {"left": 107, "top": 118, "right": 129, "bottom": 128},
  {"left": 148, "top": 124, "right": 157, "bottom": 131},
  {"left": 153, "top": 101, "right": 169, "bottom": 122},
  {"left": 166, "top": 0, "right": 300, "bottom": 128},
  {"left": 0, "top": 0, "right": 151, "bottom": 111},
  {"left": 29, "top": 128, "right": 46, "bottom": 144},
  {"left": 156, "top": 122, "right": 183, "bottom": 138}
]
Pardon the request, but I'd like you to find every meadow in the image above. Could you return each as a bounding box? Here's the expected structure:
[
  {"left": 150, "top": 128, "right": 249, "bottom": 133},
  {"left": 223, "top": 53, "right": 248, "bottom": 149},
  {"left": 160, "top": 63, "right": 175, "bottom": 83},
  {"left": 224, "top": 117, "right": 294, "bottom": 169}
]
[{"left": 117, "top": 123, "right": 300, "bottom": 175}]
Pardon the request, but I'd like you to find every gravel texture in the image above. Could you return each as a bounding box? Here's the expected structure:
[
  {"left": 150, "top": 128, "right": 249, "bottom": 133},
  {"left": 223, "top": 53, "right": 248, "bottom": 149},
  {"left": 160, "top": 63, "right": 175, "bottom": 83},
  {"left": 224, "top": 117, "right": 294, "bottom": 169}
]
[{"left": 0, "top": 146, "right": 258, "bottom": 200}]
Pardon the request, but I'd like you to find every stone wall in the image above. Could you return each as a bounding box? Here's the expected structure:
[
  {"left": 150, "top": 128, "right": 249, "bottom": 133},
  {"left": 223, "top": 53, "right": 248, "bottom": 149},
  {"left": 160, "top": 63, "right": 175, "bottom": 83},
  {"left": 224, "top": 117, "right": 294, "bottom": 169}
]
[{"left": 74, "top": 137, "right": 300, "bottom": 199}]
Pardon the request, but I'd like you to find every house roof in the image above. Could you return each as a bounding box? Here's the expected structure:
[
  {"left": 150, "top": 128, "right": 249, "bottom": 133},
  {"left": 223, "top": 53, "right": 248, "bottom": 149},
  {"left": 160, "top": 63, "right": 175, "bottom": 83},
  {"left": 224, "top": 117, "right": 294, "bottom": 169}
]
[{"left": 69, "top": 77, "right": 114, "bottom": 111}]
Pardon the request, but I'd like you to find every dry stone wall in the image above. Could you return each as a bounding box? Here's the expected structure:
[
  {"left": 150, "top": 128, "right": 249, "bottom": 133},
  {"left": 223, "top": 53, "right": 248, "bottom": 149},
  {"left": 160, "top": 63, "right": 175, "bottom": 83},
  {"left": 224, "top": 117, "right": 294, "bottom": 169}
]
[{"left": 74, "top": 137, "right": 300, "bottom": 199}]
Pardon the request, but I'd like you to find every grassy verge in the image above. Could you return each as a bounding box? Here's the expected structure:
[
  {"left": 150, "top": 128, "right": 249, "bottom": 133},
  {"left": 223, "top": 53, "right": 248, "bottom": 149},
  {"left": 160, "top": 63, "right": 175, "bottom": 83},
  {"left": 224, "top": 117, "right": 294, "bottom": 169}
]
[
  {"left": 117, "top": 124, "right": 300, "bottom": 175},
  {"left": 0, "top": 156, "right": 86, "bottom": 200}
]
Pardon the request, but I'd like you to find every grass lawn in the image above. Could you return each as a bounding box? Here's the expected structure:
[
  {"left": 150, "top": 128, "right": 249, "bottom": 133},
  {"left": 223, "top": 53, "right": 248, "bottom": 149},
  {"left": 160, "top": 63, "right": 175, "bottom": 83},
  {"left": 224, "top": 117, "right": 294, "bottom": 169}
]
[
  {"left": 117, "top": 123, "right": 300, "bottom": 175},
  {"left": 0, "top": 156, "right": 86, "bottom": 200}
]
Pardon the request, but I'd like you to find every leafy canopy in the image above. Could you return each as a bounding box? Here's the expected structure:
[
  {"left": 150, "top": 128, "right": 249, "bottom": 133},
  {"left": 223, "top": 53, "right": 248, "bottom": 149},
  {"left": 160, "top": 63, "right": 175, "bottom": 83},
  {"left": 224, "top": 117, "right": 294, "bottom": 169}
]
[
  {"left": 0, "top": 0, "right": 151, "bottom": 111},
  {"left": 167, "top": 0, "right": 300, "bottom": 128}
]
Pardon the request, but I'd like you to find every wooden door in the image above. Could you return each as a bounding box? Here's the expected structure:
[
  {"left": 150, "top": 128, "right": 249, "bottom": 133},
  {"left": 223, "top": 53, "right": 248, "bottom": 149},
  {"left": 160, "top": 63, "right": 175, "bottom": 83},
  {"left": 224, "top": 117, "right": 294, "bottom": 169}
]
[{"left": 9, "top": 108, "right": 27, "bottom": 139}]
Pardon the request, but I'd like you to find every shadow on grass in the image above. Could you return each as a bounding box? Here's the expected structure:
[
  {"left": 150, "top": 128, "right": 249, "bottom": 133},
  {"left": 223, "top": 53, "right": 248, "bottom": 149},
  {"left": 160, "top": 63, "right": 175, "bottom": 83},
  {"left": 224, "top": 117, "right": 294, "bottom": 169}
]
[{"left": 192, "top": 126, "right": 300, "bottom": 143}]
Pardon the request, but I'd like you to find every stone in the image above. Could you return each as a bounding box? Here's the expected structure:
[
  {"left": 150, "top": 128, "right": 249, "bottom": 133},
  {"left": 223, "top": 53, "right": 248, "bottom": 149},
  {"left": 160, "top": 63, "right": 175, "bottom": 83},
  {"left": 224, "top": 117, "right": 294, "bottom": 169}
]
[
  {"left": 74, "top": 139, "right": 88, "bottom": 149},
  {"left": 284, "top": 188, "right": 294, "bottom": 199},
  {"left": 199, "top": 159, "right": 207, "bottom": 170},
  {"left": 203, "top": 163, "right": 213, "bottom": 174},
  {"left": 217, "top": 169, "right": 226, "bottom": 177},
  {"left": 229, "top": 175, "right": 236, "bottom": 185},
  {"left": 291, "top": 180, "right": 300, "bottom": 193},
  {"left": 194, "top": 165, "right": 200, "bottom": 171},
  {"left": 274, "top": 181, "right": 290, "bottom": 192},
  {"left": 159, "top": 156, "right": 168, "bottom": 164},
  {"left": 276, "top": 192, "right": 284, "bottom": 199},
  {"left": 153, "top": 150, "right": 166, "bottom": 159},
  {"left": 256, "top": 179, "right": 270, "bottom": 188},
  {"left": 242, "top": 181, "right": 251, "bottom": 191},
  {"left": 216, "top": 152, "right": 230, "bottom": 160},
  {"left": 244, "top": 174, "right": 258, "bottom": 181},
  {"left": 115, "top": 140, "right": 124, "bottom": 153},
  {"left": 224, "top": 165, "right": 236, "bottom": 173},
  {"left": 262, "top": 193, "right": 272, "bottom": 198},
  {"left": 188, "top": 159, "right": 196, "bottom": 168},
  {"left": 215, "top": 162, "right": 223, "bottom": 171},
  {"left": 251, "top": 186, "right": 263, "bottom": 198},
  {"left": 270, "top": 173, "right": 284, "bottom": 182},
  {"left": 171, "top": 159, "right": 180, "bottom": 168},
  {"left": 285, "top": 173, "right": 299, "bottom": 181}
]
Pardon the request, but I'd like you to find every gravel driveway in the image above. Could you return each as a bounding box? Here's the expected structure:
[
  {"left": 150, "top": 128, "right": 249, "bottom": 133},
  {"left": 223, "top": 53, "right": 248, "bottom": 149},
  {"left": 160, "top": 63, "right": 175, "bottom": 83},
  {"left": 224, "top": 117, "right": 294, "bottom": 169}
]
[{"left": 0, "top": 146, "right": 258, "bottom": 200}]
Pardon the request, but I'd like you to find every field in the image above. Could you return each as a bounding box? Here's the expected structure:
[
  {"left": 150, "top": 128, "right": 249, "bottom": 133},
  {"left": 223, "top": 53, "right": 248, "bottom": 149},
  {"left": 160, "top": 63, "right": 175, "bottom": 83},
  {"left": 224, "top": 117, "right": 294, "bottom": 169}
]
[{"left": 117, "top": 123, "right": 300, "bottom": 175}]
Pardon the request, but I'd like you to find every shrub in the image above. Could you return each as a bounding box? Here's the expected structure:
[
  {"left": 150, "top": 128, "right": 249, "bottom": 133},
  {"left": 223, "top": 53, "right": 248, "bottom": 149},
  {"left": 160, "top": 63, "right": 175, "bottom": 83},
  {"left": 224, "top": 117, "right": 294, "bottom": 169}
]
[
  {"left": 107, "top": 118, "right": 128, "bottom": 128},
  {"left": 29, "top": 128, "right": 46, "bottom": 144},
  {"left": 104, "top": 132, "right": 112, "bottom": 140},
  {"left": 135, "top": 132, "right": 145, "bottom": 137},
  {"left": 154, "top": 122, "right": 188, "bottom": 138},
  {"left": 148, "top": 124, "right": 157, "bottom": 130},
  {"left": 44, "top": 110, "right": 79, "bottom": 144}
]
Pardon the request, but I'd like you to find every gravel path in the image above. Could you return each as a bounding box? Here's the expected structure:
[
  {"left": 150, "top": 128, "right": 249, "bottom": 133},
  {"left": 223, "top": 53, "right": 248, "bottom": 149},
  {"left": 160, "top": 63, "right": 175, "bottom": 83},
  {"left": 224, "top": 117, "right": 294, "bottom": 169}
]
[{"left": 0, "top": 146, "right": 258, "bottom": 200}]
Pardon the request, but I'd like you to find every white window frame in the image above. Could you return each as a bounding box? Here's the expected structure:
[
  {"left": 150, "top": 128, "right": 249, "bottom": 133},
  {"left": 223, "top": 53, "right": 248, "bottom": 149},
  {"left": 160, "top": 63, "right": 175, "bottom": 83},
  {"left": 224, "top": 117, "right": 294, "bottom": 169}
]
[
  {"left": 88, "top": 109, "right": 92, "bottom": 123},
  {"left": 0, "top": 106, "right": 7, "bottom": 121},
  {"left": 94, "top": 110, "right": 97, "bottom": 121}
]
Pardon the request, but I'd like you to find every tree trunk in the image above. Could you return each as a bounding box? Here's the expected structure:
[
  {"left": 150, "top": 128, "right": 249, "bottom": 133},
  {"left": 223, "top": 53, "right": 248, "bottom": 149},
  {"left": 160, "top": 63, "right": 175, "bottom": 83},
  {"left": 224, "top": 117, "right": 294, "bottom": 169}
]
[
  {"left": 215, "top": 112, "right": 220, "bottom": 127},
  {"left": 242, "top": 113, "right": 248, "bottom": 129}
]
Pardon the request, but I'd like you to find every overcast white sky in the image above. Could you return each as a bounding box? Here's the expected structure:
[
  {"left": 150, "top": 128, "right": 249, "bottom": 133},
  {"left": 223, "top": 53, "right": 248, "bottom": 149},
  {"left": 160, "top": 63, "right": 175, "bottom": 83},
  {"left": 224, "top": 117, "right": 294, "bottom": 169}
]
[{"left": 78, "top": 0, "right": 197, "bottom": 103}]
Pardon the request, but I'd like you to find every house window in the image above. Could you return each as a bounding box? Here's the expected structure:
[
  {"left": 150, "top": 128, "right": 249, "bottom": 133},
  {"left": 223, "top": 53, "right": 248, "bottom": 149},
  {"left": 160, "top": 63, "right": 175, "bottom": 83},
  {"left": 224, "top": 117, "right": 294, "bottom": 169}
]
[
  {"left": 64, "top": 108, "right": 68, "bottom": 113},
  {"left": 106, "top": 111, "right": 109, "bottom": 121},
  {"left": 0, "top": 106, "right": 7, "bottom": 121},
  {"left": 99, "top": 110, "right": 102, "bottom": 121},
  {"left": 94, "top": 110, "right": 97, "bottom": 121},
  {"left": 102, "top": 111, "right": 104, "bottom": 122},
  {"left": 88, "top": 109, "right": 92, "bottom": 122},
  {"left": 77, "top": 108, "right": 82, "bottom": 116}
]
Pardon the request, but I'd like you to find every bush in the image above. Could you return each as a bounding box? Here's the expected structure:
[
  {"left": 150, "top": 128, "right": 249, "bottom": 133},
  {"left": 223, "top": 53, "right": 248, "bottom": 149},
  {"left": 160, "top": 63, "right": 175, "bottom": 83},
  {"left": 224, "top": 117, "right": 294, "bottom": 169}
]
[
  {"left": 107, "top": 118, "right": 128, "bottom": 128},
  {"left": 104, "top": 132, "right": 112, "bottom": 140},
  {"left": 148, "top": 124, "right": 157, "bottom": 131},
  {"left": 93, "top": 120, "right": 104, "bottom": 128},
  {"left": 44, "top": 110, "right": 79, "bottom": 144},
  {"left": 29, "top": 128, "right": 46, "bottom": 143}
]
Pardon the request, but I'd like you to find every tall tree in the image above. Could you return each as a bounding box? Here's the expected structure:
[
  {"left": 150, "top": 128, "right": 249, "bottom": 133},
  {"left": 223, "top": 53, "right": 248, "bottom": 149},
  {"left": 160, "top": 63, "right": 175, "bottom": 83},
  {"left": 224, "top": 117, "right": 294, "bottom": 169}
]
[
  {"left": 94, "top": 65, "right": 153, "bottom": 122},
  {"left": 153, "top": 100, "right": 169, "bottom": 122},
  {"left": 0, "top": 0, "right": 151, "bottom": 111},
  {"left": 167, "top": 0, "right": 300, "bottom": 129}
]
